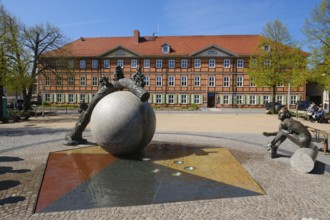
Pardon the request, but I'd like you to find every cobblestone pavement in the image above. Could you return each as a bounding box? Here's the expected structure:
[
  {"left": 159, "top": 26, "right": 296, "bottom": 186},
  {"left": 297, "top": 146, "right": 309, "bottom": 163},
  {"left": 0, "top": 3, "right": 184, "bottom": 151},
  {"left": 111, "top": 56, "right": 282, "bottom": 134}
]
[{"left": 0, "top": 112, "right": 330, "bottom": 220}]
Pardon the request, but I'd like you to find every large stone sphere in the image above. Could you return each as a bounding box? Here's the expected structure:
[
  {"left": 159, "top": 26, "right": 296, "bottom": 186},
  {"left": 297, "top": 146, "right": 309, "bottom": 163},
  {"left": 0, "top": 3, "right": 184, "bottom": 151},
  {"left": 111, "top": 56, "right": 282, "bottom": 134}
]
[{"left": 90, "top": 91, "right": 156, "bottom": 155}]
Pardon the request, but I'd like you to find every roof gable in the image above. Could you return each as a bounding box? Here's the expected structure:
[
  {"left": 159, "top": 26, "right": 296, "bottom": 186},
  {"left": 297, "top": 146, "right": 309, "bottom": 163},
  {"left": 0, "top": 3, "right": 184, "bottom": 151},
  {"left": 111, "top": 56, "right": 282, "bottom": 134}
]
[
  {"left": 190, "top": 44, "right": 238, "bottom": 57},
  {"left": 99, "top": 45, "right": 141, "bottom": 57}
]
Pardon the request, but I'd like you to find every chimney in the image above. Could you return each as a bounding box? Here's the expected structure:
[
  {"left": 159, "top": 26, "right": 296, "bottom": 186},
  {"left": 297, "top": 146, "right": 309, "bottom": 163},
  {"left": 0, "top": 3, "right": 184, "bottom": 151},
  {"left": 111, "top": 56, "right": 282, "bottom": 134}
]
[{"left": 134, "top": 30, "right": 140, "bottom": 44}]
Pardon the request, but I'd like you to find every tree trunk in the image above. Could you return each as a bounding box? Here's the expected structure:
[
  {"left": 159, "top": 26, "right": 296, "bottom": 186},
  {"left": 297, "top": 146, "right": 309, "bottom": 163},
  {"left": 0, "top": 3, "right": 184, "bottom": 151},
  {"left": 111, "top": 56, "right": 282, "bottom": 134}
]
[{"left": 272, "top": 84, "right": 276, "bottom": 113}]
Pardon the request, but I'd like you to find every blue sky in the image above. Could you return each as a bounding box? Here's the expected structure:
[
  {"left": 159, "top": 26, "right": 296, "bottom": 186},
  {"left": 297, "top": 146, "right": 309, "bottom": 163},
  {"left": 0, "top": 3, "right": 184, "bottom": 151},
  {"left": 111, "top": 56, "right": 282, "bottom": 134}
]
[{"left": 1, "top": 0, "right": 322, "bottom": 50}]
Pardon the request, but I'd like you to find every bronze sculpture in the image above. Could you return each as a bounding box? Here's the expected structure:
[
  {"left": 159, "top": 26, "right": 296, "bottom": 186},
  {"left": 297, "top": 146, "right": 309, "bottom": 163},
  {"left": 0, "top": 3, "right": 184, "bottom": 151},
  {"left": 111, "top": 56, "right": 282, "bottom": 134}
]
[
  {"left": 64, "top": 66, "right": 150, "bottom": 145},
  {"left": 263, "top": 107, "right": 312, "bottom": 158}
]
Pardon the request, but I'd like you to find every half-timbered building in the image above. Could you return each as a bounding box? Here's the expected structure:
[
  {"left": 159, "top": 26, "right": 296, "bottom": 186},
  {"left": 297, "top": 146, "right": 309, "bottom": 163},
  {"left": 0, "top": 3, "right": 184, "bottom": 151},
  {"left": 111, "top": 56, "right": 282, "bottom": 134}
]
[{"left": 38, "top": 30, "right": 305, "bottom": 109}]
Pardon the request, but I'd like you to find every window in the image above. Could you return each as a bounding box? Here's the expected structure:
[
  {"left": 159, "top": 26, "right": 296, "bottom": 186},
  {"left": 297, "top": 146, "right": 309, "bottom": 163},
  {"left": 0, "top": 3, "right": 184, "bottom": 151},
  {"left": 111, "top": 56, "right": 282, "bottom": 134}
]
[
  {"left": 181, "top": 59, "right": 188, "bottom": 68},
  {"left": 80, "top": 60, "right": 86, "bottom": 69},
  {"left": 224, "top": 59, "right": 230, "bottom": 68},
  {"left": 223, "top": 95, "right": 229, "bottom": 104},
  {"left": 263, "top": 96, "right": 270, "bottom": 104},
  {"left": 92, "top": 59, "right": 98, "bottom": 69},
  {"left": 181, "top": 94, "right": 188, "bottom": 104},
  {"left": 264, "top": 59, "right": 270, "bottom": 67},
  {"left": 264, "top": 45, "right": 270, "bottom": 51},
  {"left": 237, "top": 76, "right": 243, "bottom": 87},
  {"left": 237, "top": 59, "right": 244, "bottom": 68},
  {"left": 131, "top": 59, "right": 137, "bottom": 68},
  {"left": 56, "top": 76, "right": 62, "bottom": 86},
  {"left": 194, "top": 76, "right": 200, "bottom": 86},
  {"left": 117, "top": 59, "right": 124, "bottom": 67},
  {"left": 116, "top": 49, "right": 125, "bottom": 55},
  {"left": 144, "top": 76, "right": 150, "bottom": 86},
  {"left": 45, "top": 76, "right": 50, "bottom": 86},
  {"left": 80, "top": 94, "right": 86, "bottom": 102},
  {"left": 168, "top": 94, "right": 174, "bottom": 104},
  {"left": 250, "top": 77, "right": 256, "bottom": 87},
  {"left": 251, "top": 59, "right": 257, "bottom": 68},
  {"left": 56, "top": 94, "right": 63, "bottom": 103},
  {"left": 290, "top": 95, "right": 298, "bottom": 105},
  {"left": 162, "top": 45, "right": 170, "bottom": 53},
  {"left": 208, "top": 49, "right": 217, "bottom": 55},
  {"left": 68, "top": 76, "right": 74, "bottom": 86},
  {"left": 80, "top": 76, "right": 86, "bottom": 86},
  {"left": 156, "top": 94, "right": 162, "bottom": 103},
  {"left": 209, "top": 76, "right": 215, "bottom": 86},
  {"left": 156, "top": 59, "right": 162, "bottom": 68},
  {"left": 209, "top": 59, "right": 215, "bottom": 68},
  {"left": 68, "top": 60, "right": 74, "bottom": 69},
  {"left": 181, "top": 76, "right": 187, "bottom": 86},
  {"left": 168, "top": 76, "right": 175, "bottom": 86},
  {"left": 144, "top": 59, "right": 150, "bottom": 68},
  {"left": 45, "top": 94, "right": 51, "bottom": 102},
  {"left": 104, "top": 59, "right": 110, "bottom": 68},
  {"left": 156, "top": 76, "right": 162, "bottom": 86},
  {"left": 55, "top": 60, "right": 62, "bottom": 68},
  {"left": 249, "top": 95, "right": 256, "bottom": 105},
  {"left": 194, "top": 59, "right": 201, "bottom": 68},
  {"left": 276, "top": 95, "right": 283, "bottom": 104},
  {"left": 223, "top": 76, "right": 230, "bottom": 87},
  {"left": 169, "top": 59, "right": 175, "bottom": 68},
  {"left": 277, "top": 82, "right": 284, "bottom": 87},
  {"left": 193, "top": 95, "right": 201, "bottom": 104},
  {"left": 68, "top": 94, "right": 74, "bottom": 103},
  {"left": 92, "top": 76, "right": 98, "bottom": 86},
  {"left": 236, "top": 95, "right": 243, "bottom": 105}
]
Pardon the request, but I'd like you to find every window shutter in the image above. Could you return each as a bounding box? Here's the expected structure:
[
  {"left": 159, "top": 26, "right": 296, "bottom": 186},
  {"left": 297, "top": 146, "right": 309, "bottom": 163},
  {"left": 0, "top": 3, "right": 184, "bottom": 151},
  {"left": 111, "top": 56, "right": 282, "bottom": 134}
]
[
  {"left": 228, "top": 95, "right": 232, "bottom": 105},
  {"left": 178, "top": 94, "right": 182, "bottom": 104},
  {"left": 191, "top": 94, "right": 195, "bottom": 104},
  {"left": 255, "top": 95, "right": 259, "bottom": 105},
  {"left": 246, "top": 94, "right": 250, "bottom": 105},
  {"left": 166, "top": 94, "right": 169, "bottom": 104},
  {"left": 73, "top": 94, "right": 77, "bottom": 103},
  {"left": 199, "top": 94, "right": 203, "bottom": 104},
  {"left": 161, "top": 94, "right": 166, "bottom": 104},
  {"left": 53, "top": 93, "right": 57, "bottom": 103},
  {"left": 186, "top": 94, "right": 190, "bottom": 104},
  {"left": 259, "top": 95, "right": 264, "bottom": 104},
  {"left": 89, "top": 94, "right": 93, "bottom": 103},
  {"left": 148, "top": 94, "right": 153, "bottom": 103},
  {"left": 173, "top": 94, "right": 177, "bottom": 104},
  {"left": 242, "top": 95, "right": 245, "bottom": 104},
  {"left": 282, "top": 96, "right": 287, "bottom": 105},
  {"left": 220, "top": 95, "right": 224, "bottom": 104},
  {"left": 153, "top": 94, "right": 157, "bottom": 103},
  {"left": 65, "top": 94, "right": 69, "bottom": 103}
]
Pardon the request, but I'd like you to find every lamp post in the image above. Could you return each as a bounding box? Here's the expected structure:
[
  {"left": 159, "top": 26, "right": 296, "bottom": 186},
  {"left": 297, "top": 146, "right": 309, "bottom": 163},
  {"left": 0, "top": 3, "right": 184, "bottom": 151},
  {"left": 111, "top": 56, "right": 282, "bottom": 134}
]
[
  {"left": 287, "top": 81, "right": 291, "bottom": 110},
  {"left": 41, "top": 85, "right": 44, "bottom": 117}
]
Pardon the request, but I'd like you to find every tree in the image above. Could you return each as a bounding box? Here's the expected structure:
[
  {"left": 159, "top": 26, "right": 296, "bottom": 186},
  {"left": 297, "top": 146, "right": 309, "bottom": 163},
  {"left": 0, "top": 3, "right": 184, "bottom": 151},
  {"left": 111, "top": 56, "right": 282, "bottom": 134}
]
[
  {"left": 303, "top": 0, "right": 330, "bottom": 90},
  {"left": 20, "top": 23, "right": 70, "bottom": 110},
  {"left": 0, "top": 2, "right": 70, "bottom": 111},
  {"left": 248, "top": 19, "right": 308, "bottom": 113}
]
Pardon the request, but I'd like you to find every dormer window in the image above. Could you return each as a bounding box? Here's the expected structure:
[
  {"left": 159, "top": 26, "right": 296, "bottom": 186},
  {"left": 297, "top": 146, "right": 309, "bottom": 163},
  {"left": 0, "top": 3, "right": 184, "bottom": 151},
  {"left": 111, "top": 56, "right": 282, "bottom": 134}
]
[{"left": 162, "top": 43, "right": 170, "bottom": 54}]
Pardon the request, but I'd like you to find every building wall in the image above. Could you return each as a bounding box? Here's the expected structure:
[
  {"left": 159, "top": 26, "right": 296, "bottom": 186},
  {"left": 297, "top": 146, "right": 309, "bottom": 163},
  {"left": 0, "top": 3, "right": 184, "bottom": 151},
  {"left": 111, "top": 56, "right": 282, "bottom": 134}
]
[{"left": 38, "top": 56, "right": 305, "bottom": 109}]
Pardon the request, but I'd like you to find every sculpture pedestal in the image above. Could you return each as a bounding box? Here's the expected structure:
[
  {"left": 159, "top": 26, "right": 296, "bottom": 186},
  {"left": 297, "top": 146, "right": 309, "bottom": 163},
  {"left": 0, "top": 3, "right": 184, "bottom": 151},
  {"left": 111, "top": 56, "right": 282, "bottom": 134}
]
[{"left": 289, "top": 144, "right": 319, "bottom": 173}]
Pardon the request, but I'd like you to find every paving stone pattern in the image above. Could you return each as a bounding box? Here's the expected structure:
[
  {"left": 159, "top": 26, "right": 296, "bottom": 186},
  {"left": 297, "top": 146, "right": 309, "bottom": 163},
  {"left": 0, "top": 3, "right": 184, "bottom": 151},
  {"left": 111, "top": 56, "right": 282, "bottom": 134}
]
[{"left": 0, "top": 112, "right": 330, "bottom": 219}]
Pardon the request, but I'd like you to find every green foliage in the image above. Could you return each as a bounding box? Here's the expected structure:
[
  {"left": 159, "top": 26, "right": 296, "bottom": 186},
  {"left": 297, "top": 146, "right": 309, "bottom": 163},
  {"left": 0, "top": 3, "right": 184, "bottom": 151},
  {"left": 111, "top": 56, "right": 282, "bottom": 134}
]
[
  {"left": 304, "top": 0, "right": 330, "bottom": 90},
  {"left": 248, "top": 19, "right": 308, "bottom": 112}
]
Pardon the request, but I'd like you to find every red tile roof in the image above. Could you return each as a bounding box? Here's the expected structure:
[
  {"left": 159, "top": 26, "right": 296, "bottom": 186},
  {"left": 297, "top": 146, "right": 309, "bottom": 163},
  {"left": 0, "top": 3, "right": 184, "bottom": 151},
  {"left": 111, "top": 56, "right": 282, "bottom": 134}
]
[{"left": 56, "top": 32, "right": 263, "bottom": 57}]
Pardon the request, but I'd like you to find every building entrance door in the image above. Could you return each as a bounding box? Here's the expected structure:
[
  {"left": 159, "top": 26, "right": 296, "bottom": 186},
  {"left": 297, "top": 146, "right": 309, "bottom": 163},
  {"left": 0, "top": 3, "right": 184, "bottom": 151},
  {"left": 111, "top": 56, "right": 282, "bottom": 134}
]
[{"left": 207, "top": 93, "right": 215, "bottom": 108}]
